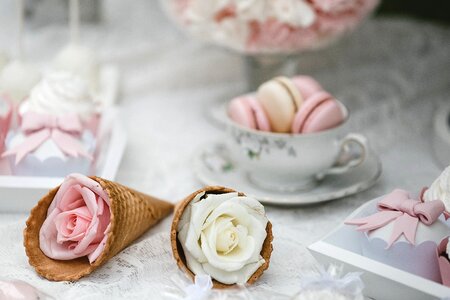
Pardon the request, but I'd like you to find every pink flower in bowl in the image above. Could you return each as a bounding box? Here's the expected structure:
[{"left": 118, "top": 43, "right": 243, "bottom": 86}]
[
  {"left": 39, "top": 174, "right": 111, "bottom": 264},
  {"left": 162, "top": 0, "right": 380, "bottom": 53}
]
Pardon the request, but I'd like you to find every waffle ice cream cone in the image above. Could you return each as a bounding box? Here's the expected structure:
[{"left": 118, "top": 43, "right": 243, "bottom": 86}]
[
  {"left": 171, "top": 186, "right": 273, "bottom": 288},
  {"left": 24, "top": 176, "right": 174, "bottom": 281}
]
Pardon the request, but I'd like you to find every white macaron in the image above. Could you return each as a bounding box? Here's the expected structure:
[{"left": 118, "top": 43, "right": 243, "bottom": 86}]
[{"left": 257, "top": 76, "right": 303, "bottom": 133}]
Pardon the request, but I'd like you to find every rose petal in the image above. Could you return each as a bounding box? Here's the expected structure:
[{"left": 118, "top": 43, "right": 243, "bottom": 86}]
[
  {"left": 184, "top": 248, "right": 209, "bottom": 278},
  {"left": 207, "top": 216, "right": 237, "bottom": 255},
  {"left": 70, "top": 173, "right": 110, "bottom": 205},
  {"left": 39, "top": 208, "right": 62, "bottom": 258},
  {"left": 91, "top": 198, "right": 111, "bottom": 244},
  {"left": 201, "top": 228, "right": 254, "bottom": 272},
  {"left": 49, "top": 177, "right": 78, "bottom": 213},
  {"left": 184, "top": 192, "right": 230, "bottom": 262},
  {"left": 72, "top": 198, "right": 110, "bottom": 255},
  {"left": 75, "top": 186, "right": 98, "bottom": 216},
  {"left": 73, "top": 216, "right": 99, "bottom": 255},
  {"left": 58, "top": 185, "right": 84, "bottom": 211},
  {"left": 229, "top": 197, "right": 267, "bottom": 262},
  {"left": 87, "top": 223, "right": 110, "bottom": 263},
  {"left": 54, "top": 206, "right": 92, "bottom": 243},
  {"left": 202, "top": 258, "right": 265, "bottom": 285},
  {"left": 191, "top": 192, "right": 239, "bottom": 237},
  {"left": 235, "top": 224, "right": 249, "bottom": 249}
]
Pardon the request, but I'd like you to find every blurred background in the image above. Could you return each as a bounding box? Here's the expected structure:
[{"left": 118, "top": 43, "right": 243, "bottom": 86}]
[{"left": 0, "top": 0, "right": 448, "bottom": 194}]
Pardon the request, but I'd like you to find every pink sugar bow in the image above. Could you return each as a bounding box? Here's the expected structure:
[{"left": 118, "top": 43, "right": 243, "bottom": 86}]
[
  {"left": 420, "top": 187, "right": 450, "bottom": 220},
  {"left": 345, "top": 189, "right": 445, "bottom": 248},
  {"left": 1, "top": 112, "right": 92, "bottom": 164}
]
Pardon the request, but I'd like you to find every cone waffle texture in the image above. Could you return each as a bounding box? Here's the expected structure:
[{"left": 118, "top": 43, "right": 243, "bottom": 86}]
[
  {"left": 24, "top": 176, "right": 174, "bottom": 281},
  {"left": 171, "top": 186, "right": 273, "bottom": 288}
]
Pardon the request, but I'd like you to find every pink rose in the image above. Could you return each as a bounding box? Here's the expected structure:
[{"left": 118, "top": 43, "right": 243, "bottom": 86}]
[{"left": 39, "top": 173, "right": 111, "bottom": 263}]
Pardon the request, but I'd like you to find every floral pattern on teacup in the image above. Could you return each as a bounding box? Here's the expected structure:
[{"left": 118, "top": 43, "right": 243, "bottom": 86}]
[
  {"left": 231, "top": 129, "right": 298, "bottom": 160},
  {"left": 203, "top": 144, "right": 234, "bottom": 173}
]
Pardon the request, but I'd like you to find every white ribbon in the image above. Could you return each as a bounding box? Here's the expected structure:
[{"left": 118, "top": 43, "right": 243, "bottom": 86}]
[
  {"left": 294, "top": 265, "right": 364, "bottom": 299},
  {"left": 184, "top": 275, "right": 213, "bottom": 300}
]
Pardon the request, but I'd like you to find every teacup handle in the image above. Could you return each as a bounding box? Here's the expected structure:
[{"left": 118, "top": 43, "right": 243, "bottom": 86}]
[{"left": 316, "top": 133, "right": 369, "bottom": 180}]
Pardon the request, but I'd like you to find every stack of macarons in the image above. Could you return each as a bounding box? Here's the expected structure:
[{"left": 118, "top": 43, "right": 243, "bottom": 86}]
[{"left": 228, "top": 76, "right": 346, "bottom": 134}]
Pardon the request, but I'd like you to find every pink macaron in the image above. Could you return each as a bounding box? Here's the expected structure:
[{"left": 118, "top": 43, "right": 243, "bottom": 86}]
[
  {"left": 291, "top": 91, "right": 345, "bottom": 134},
  {"left": 291, "top": 75, "right": 323, "bottom": 100},
  {"left": 228, "top": 95, "right": 271, "bottom": 131}
]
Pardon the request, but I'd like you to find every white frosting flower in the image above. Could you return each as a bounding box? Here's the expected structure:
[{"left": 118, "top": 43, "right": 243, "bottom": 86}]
[
  {"left": 20, "top": 71, "right": 96, "bottom": 121},
  {"left": 177, "top": 192, "right": 268, "bottom": 285},
  {"left": 424, "top": 166, "right": 450, "bottom": 212},
  {"left": 269, "top": 0, "right": 316, "bottom": 27}
]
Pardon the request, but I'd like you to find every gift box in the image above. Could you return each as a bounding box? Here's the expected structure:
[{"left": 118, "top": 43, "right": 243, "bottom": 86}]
[{"left": 308, "top": 198, "right": 450, "bottom": 300}]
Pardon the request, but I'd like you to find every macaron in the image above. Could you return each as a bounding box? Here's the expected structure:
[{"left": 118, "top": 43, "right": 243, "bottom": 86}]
[
  {"left": 291, "top": 75, "right": 323, "bottom": 99},
  {"left": 291, "top": 91, "right": 345, "bottom": 134},
  {"left": 257, "top": 76, "right": 303, "bottom": 133},
  {"left": 228, "top": 95, "right": 271, "bottom": 131}
]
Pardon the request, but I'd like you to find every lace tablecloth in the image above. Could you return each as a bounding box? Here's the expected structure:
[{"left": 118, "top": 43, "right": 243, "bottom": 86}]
[{"left": 0, "top": 0, "right": 449, "bottom": 298}]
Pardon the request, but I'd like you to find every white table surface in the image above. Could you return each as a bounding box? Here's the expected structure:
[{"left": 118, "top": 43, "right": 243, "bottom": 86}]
[{"left": 0, "top": 0, "right": 449, "bottom": 299}]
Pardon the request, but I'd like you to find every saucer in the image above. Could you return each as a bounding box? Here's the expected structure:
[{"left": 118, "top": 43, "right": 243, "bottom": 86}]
[{"left": 193, "top": 142, "right": 382, "bottom": 206}]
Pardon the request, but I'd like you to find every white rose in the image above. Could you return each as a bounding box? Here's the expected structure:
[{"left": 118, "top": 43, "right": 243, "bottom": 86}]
[
  {"left": 424, "top": 166, "right": 450, "bottom": 212},
  {"left": 177, "top": 192, "right": 268, "bottom": 285}
]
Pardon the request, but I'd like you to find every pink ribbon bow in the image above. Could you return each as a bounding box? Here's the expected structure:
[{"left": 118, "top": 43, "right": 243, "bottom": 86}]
[
  {"left": 1, "top": 112, "right": 93, "bottom": 164},
  {"left": 345, "top": 189, "right": 445, "bottom": 248}
]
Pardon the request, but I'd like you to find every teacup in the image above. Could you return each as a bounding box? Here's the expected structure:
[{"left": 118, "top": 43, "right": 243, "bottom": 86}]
[{"left": 225, "top": 104, "right": 369, "bottom": 192}]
